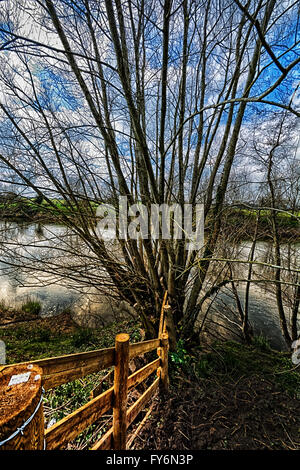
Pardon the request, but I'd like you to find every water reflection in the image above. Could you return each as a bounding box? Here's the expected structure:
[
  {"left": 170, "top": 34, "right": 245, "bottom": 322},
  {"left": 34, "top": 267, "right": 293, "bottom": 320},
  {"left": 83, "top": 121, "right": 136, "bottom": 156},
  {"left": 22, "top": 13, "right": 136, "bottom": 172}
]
[
  {"left": 0, "top": 221, "right": 81, "bottom": 316},
  {"left": 0, "top": 221, "right": 299, "bottom": 349}
]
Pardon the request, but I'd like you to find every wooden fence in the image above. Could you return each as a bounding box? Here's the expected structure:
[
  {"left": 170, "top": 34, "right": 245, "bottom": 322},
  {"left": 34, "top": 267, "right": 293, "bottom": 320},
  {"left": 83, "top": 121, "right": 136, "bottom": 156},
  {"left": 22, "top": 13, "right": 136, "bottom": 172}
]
[{"left": 0, "top": 294, "right": 171, "bottom": 450}]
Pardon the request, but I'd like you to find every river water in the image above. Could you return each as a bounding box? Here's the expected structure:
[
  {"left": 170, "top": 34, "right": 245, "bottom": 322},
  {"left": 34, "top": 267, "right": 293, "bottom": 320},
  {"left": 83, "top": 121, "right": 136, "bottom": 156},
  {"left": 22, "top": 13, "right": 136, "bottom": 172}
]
[
  {"left": 0, "top": 222, "right": 80, "bottom": 315},
  {"left": 0, "top": 221, "right": 299, "bottom": 350},
  {"left": 198, "top": 240, "right": 300, "bottom": 351}
]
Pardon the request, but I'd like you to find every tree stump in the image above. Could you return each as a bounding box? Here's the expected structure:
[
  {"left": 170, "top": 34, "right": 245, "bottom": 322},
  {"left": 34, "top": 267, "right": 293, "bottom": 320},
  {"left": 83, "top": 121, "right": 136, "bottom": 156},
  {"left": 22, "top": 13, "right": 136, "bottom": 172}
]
[{"left": 0, "top": 364, "right": 44, "bottom": 450}]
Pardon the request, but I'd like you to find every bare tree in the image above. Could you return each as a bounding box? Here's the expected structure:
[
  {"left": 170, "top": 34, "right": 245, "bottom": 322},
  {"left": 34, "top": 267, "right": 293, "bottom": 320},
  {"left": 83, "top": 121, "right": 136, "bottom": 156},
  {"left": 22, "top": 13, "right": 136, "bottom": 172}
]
[{"left": 0, "top": 0, "right": 299, "bottom": 343}]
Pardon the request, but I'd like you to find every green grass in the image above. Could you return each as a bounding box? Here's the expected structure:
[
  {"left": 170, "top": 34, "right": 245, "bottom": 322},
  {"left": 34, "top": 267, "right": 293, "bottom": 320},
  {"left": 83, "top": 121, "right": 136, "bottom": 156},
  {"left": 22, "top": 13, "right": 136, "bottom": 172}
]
[
  {"left": 0, "top": 318, "right": 142, "bottom": 364},
  {"left": 229, "top": 207, "right": 300, "bottom": 227},
  {"left": 1, "top": 314, "right": 299, "bottom": 449},
  {"left": 0, "top": 197, "right": 100, "bottom": 221},
  {"left": 21, "top": 300, "right": 42, "bottom": 316},
  {"left": 193, "top": 340, "right": 300, "bottom": 398}
]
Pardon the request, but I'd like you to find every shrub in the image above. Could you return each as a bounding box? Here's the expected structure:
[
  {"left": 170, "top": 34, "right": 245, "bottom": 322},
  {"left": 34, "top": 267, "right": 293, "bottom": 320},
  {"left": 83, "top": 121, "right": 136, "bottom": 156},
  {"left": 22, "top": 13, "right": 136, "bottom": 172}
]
[
  {"left": 34, "top": 327, "right": 52, "bottom": 343},
  {"left": 169, "top": 339, "right": 193, "bottom": 377}
]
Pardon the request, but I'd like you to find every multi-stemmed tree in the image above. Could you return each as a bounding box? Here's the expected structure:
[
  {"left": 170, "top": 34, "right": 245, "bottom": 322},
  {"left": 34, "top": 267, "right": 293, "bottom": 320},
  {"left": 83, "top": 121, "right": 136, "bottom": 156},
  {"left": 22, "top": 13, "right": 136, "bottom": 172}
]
[{"left": 0, "top": 0, "right": 299, "bottom": 343}]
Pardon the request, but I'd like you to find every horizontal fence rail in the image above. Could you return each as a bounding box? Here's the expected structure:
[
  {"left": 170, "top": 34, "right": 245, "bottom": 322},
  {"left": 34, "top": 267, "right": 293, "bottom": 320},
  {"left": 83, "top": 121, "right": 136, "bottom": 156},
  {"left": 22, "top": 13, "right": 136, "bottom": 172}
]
[
  {"left": 45, "top": 336, "right": 167, "bottom": 450},
  {"left": 0, "top": 293, "right": 170, "bottom": 450},
  {"left": 46, "top": 385, "right": 114, "bottom": 449},
  {"left": 91, "top": 377, "right": 160, "bottom": 451},
  {"left": 0, "top": 338, "right": 160, "bottom": 391}
]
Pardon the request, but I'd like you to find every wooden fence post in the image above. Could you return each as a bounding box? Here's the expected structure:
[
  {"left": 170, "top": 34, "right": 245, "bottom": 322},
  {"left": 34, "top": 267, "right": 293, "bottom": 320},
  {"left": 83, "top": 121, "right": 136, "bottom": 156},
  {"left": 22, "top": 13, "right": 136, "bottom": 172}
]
[
  {"left": 163, "top": 305, "right": 177, "bottom": 351},
  {"left": 160, "top": 333, "right": 169, "bottom": 394},
  {"left": 113, "top": 333, "right": 129, "bottom": 450},
  {"left": 0, "top": 364, "right": 44, "bottom": 450},
  {"left": 158, "top": 291, "right": 168, "bottom": 338}
]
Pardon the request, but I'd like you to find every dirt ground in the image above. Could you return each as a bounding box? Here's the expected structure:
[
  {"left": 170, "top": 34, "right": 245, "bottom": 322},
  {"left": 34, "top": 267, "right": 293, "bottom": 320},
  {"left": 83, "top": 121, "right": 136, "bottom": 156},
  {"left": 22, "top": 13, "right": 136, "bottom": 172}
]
[
  {"left": 132, "top": 345, "right": 300, "bottom": 451},
  {"left": 0, "top": 309, "right": 76, "bottom": 332}
]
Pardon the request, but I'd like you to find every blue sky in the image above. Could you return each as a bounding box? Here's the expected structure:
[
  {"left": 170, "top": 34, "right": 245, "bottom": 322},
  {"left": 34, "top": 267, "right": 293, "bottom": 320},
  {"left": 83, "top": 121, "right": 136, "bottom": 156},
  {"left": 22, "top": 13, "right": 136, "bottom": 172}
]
[{"left": 35, "top": 68, "right": 81, "bottom": 112}]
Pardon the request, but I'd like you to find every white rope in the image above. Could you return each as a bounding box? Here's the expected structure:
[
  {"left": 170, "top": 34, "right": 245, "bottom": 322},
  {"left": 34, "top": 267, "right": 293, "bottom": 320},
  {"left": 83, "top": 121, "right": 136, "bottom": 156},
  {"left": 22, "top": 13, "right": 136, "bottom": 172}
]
[{"left": 0, "top": 387, "right": 45, "bottom": 448}]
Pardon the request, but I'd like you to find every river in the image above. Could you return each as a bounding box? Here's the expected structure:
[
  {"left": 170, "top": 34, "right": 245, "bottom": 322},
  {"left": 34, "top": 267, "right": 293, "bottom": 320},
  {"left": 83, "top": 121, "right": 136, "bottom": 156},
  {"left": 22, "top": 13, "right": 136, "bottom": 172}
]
[{"left": 0, "top": 221, "right": 299, "bottom": 350}]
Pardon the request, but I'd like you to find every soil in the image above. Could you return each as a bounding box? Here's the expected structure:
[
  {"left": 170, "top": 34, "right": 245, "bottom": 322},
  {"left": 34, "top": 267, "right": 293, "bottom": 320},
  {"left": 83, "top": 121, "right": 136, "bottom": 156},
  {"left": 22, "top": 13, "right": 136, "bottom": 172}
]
[
  {"left": 0, "top": 310, "right": 76, "bottom": 333},
  {"left": 132, "top": 348, "right": 300, "bottom": 451}
]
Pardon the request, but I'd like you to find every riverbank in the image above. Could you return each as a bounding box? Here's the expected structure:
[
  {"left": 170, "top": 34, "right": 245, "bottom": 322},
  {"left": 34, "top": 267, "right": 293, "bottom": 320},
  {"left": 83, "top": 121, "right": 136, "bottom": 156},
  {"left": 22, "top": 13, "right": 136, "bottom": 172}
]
[
  {"left": 0, "top": 197, "right": 98, "bottom": 225},
  {"left": 1, "top": 198, "right": 299, "bottom": 242},
  {"left": 219, "top": 207, "right": 300, "bottom": 242},
  {"left": 0, "top": 311, "right": 299, "bottom": 450},
  {"left": 0, "top": 309, "right": 142, "bottom": 364}
]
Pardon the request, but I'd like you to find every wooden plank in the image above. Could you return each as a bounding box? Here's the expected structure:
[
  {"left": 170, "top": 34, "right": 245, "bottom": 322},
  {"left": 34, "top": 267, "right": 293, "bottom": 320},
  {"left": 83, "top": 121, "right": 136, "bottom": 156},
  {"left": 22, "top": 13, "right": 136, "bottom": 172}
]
[
  {"left": 2, "top": 338, "right": 159, "bottom": 390},
  {"left": 127, "top": 404, "right": 154, "bottom": 449},
  {"left": 90, "top": 427, "right": 113, "bottom": 450},
  {"left": 3, "top": 338, "right": 159, "bottom": 389},
  {"left": 128, "top": 358, "right": 160, "bottom": 391},
  {"left": 92, "top": 376, "right": 160, "bottom": 451},
  {"left": 41, "top": 349, "right": 115, "bottom": 379},
  {"left": 90, "top": 369, "right": 114, "bottom": 399},
  {"left": 1, "top": 347, "right": 115, "bottom": 390},
  {"left": 45, "top": 386, "right": 114, "bottom": 449},
  {"left": 42, "top": 357, "right": 114, "bottom": 390},
  {"left": 113, "top": 333, "right": 129, "bottom": 450},
  {"left": 42, "top": 365, "right": 99, "bottom": 390},
  {"left": 129, "top": 339, "right": 160, "bottom": 359},
  {"left": 127, "top": 377, "right": 159, "bottom": 428},
  {"left": 90, "top": 361, "right": 160, "bottom": 451}
]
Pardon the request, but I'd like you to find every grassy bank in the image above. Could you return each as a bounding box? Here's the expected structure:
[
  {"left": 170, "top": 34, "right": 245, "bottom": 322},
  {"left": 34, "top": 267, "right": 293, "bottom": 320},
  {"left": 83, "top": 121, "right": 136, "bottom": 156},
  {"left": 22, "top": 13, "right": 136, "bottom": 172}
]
[
  {"left": 1, "top": 197, "right": 299, "bottom": 241},
  {"left": 219, "top": 207, "right": 300, "bottom": 241},
  {"left": 0, "top": 311, "right": 142, "bottom": 364},
  {"left": 0, "top": 196, "right": 99, "bottom": 224}
]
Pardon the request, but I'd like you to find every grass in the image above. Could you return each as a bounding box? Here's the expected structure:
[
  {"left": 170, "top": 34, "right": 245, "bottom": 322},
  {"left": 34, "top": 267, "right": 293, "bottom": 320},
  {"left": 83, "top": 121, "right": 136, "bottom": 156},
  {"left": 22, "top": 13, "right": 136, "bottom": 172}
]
[
  {"left": 193, "top": 340, "right": 300, "bottom": 398},
  {"left": 226, "top": 207, "right": 300, "bottom": 229},
  {"left": 168, "top": 336, "right": 300, "bottom": 399},
  {"left": 1, "top": 310, "right": 299, "bottom": 450},
  {"left": 21, "top": 299, "right": 42, "bottom": 316},
  {"left": 0, "top": 197, "right": 100, "bottom": 222},
  {"left": 0, "top": 316, "right": 142, "bottom": 364}
]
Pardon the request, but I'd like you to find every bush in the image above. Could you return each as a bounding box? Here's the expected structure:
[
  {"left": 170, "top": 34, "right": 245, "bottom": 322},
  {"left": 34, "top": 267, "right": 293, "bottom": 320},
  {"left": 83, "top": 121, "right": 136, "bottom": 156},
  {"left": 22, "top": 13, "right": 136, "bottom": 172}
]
[
  {"left": 169, "top": 339, "right": 193, "bottom": 376},
  {"left": 34, "top": 327, "right": 52, "bottom": 343}
]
